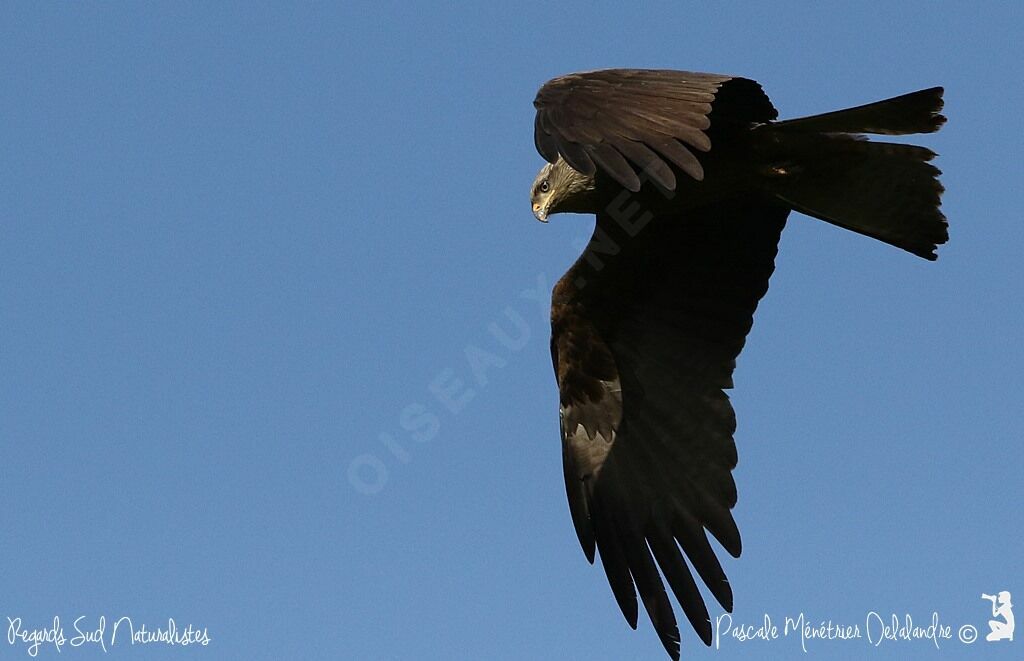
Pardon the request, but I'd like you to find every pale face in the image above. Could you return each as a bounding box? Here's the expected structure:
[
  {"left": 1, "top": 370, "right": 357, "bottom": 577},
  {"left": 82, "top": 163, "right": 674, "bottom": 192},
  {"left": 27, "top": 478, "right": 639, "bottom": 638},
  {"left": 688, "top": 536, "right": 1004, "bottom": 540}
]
[
  {"left": 530, "top": 162, "right": 557, "bottom": 221},
  {"left": 530, "top": 158, "right": 598, "bottom": 221}
]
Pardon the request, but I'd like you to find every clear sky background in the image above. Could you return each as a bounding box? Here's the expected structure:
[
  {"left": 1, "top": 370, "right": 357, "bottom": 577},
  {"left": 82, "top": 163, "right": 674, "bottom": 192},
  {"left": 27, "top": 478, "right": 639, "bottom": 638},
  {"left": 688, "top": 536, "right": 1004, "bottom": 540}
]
[{"left": 2, "top": 3, "right": 1022, "bottom": 660}]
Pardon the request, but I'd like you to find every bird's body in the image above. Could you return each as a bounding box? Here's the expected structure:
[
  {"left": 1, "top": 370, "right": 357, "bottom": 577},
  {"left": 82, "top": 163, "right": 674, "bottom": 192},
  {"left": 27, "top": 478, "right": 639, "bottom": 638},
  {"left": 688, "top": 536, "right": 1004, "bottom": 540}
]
[{"left": 530, "top": 69, "right": 947, "bottom": 659}]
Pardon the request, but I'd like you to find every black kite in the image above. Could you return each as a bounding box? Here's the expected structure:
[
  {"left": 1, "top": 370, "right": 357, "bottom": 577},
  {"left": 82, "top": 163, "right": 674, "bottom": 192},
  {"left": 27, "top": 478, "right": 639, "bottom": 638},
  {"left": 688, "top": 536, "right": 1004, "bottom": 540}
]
[{"left": 529, "top": 69, "right": 946, "bottom": 659}]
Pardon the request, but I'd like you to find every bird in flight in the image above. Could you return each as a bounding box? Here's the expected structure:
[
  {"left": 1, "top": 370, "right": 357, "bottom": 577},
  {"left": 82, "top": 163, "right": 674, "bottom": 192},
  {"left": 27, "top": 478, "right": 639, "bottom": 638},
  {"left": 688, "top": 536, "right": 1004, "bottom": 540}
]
[{"left": 530, "top": 69, "right": 946, "bottom": 659}]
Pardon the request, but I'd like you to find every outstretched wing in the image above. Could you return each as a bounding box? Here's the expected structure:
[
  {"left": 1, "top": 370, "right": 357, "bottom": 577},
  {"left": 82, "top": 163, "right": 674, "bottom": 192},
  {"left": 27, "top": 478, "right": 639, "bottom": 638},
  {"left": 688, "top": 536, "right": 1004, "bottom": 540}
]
[
  {"left": 551, "top": 195, "right": 790, "bottom": 659},
  {"left": 533, "top": 69, "right": 777, "bottom": 191}
]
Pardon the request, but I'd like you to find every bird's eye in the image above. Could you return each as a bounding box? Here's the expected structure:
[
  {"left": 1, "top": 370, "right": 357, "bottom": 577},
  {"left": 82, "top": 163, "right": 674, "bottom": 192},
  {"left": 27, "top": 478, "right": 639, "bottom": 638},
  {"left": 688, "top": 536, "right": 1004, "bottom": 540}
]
[{"left": 540, "top": 180, "right": 550, "bottom": 194}]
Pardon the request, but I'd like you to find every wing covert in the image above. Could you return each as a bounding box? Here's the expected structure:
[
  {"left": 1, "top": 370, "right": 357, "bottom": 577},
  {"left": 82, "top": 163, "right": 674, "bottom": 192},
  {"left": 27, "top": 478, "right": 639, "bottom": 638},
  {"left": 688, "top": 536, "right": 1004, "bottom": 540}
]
[{"left": 533, "top": 69, "right": 778, "bottom": 191}]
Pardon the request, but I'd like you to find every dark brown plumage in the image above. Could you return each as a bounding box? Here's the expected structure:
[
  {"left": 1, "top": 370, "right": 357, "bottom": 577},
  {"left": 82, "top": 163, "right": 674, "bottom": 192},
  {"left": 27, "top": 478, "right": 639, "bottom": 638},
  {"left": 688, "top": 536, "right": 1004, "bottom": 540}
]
[{"left": 531, "top": 69, "right": 947, "bottom": 659}]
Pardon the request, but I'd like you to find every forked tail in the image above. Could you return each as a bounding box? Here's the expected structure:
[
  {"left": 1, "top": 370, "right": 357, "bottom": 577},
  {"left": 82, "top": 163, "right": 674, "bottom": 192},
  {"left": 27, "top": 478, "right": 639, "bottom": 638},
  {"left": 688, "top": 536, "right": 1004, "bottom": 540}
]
[{"left": 760, "top": 87, "right": 948, "bottom": 259}]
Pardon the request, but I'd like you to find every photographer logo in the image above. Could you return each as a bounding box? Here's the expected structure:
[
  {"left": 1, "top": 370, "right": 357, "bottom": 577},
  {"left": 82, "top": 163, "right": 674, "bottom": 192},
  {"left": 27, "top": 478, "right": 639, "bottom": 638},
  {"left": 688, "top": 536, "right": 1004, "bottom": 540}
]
[{"left": 981, "top": 591, "right": 1014, "bottom": 642}]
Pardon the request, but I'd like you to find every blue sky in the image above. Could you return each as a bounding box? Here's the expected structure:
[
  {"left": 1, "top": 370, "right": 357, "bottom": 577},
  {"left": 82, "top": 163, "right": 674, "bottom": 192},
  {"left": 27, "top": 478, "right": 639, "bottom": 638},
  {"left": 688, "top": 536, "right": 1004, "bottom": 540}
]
[{"left": 1, "top": 2, "right": 1022, "bottom": 660}]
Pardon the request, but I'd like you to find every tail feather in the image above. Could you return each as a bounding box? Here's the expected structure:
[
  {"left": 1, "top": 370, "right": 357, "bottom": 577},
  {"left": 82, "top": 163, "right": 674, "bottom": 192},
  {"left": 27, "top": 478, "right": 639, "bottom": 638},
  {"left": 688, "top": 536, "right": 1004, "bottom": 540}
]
[
  {"left": 760, "top": 87, "right": 948, "bottom": 260},
  {"left": 773, "top": 87, "right": 945, "bottom": 135}
]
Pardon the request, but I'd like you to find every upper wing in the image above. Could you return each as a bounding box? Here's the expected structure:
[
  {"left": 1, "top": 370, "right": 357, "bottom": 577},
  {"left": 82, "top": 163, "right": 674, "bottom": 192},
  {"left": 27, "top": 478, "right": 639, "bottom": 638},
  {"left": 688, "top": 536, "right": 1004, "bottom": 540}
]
[
  {"left": 533, "top": 69, "right": 777, "bottom": 192},
  {"left": 551, "top": 195, "right": 790, "bottom": 659}
]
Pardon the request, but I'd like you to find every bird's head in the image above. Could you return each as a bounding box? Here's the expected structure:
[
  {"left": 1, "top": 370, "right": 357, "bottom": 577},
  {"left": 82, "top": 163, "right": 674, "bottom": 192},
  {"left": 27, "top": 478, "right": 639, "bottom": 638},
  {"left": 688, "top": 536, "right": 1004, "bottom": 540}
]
[{"left": 531, "top": 157, "right": 598, "bottom": 222}]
